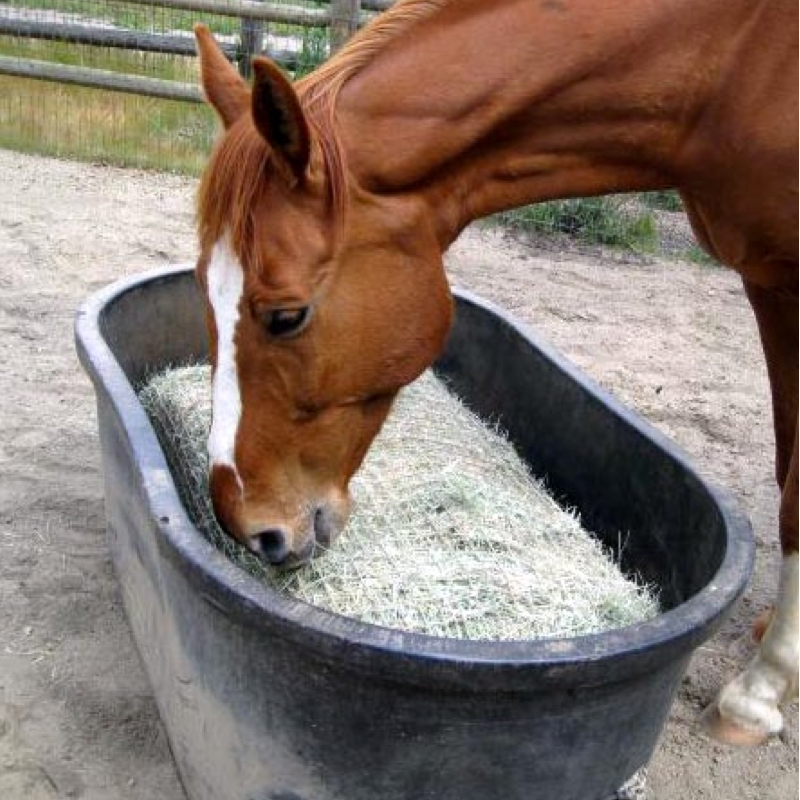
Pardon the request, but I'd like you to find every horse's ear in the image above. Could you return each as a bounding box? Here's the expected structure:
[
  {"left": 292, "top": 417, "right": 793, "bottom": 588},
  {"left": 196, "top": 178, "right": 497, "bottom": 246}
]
[
  {"left": 251, "top": 57, "right": 311, "bottom": 184},
  {"left": 194, "top": 23, "right": 249, "bottom": 128}
]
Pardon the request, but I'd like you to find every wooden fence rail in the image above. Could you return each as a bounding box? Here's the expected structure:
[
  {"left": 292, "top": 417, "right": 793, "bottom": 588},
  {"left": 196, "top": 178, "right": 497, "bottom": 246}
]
[
  {"left": 0, "top": 53, "right": 204, "bottom": 101},
  {"left": 0, "top": 17, "right": 234, "bottom": 60}
]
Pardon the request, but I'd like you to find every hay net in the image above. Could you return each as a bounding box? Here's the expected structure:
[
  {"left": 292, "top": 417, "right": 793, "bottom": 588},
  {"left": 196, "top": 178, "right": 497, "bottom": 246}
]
[{"left": 139, "top": 365, "right": 658, "bottom": 641}]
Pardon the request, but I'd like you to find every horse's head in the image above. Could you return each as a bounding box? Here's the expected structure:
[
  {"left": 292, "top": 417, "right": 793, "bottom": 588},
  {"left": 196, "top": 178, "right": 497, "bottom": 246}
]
[{"left": 194, "top": 26, "right": 452, "bottom": 567}]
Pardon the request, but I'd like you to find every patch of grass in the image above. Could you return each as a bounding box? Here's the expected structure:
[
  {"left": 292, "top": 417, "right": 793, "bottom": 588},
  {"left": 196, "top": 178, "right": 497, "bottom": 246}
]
[
  {"left": 642, "top": 190, "right": 684, "bottom": 212},
  {"left": 0, "top": 74, "right": 217, "bottom": 173},
  {"left": 496, "top": 197, "right": 659, "bottom": 253}
]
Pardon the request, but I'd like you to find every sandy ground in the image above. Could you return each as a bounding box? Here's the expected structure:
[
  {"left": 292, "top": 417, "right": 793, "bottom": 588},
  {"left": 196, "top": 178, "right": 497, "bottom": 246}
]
[{"left": 0, "top": 149, "right": 796, "bottom": 799}]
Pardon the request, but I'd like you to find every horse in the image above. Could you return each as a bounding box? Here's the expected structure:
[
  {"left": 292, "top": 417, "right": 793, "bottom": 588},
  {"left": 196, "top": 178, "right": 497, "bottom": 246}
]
[{"left": 192, "top": 0, "right": 797, "bottom": 748}]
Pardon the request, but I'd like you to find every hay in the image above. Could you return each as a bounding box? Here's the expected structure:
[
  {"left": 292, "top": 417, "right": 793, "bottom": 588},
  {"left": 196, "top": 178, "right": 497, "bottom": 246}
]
[{"left": 139, "top": 365, "right": 658, "bottom": 640}]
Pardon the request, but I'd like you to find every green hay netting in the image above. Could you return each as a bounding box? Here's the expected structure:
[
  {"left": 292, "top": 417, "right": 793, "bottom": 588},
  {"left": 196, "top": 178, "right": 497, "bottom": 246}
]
[{"left": 139, "top": 365, "right": 659, "bottom": 640}]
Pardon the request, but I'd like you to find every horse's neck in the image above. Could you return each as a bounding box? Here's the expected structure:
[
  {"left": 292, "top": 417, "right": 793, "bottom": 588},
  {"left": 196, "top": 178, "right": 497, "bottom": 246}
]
[{"left": 332, "top": 0, "right": 752, "bottom": 245}]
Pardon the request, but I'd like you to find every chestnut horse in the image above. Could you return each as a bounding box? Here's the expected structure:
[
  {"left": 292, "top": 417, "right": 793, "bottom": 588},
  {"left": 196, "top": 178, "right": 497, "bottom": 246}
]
[{"left": 193, "top": 0, "right": 797, "bottom": 747}]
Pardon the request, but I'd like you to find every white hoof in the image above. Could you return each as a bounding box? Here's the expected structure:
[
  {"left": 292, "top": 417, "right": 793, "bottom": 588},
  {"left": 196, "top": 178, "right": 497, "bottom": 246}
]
[{"left": 702, "top": 695, "right": 780, "bottom": 747}]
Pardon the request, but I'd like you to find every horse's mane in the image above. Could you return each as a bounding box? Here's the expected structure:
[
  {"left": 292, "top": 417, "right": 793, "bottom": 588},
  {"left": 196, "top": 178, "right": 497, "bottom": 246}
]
[
  {"left": 197, "top": 0, "right": 450, "bottom": 256},
  {"left": 298, "top": 0, "right": 450, "bottom": 114}
]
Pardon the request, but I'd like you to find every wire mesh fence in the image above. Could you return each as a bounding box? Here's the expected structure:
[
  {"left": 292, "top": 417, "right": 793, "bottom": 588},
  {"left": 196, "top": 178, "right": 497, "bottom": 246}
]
[
  {"left": 0, "top": 0, "right": 376, "bottom": 172},
  {"left": 0, "top": 0, "right": 699, "bottom": 257}
]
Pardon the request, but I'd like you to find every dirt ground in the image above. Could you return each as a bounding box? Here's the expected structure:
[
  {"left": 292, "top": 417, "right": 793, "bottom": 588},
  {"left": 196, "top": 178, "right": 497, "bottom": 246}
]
[{"left": 0, "top": 149, "right": 796, "bottom": 800}]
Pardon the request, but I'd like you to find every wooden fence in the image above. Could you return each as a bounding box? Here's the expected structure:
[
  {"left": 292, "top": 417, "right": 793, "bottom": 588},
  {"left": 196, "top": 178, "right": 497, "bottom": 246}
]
[{"left": 0, "top": 0, "right": 393, "bottom": 101}]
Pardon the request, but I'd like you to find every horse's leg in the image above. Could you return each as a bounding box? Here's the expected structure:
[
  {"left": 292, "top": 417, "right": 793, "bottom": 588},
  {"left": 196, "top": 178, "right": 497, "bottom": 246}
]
[{"left": 704, "top": 278, "right": 798, "bottom": 745}]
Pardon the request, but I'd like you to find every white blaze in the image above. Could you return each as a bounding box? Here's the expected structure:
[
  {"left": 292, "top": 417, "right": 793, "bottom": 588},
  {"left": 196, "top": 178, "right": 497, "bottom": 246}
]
[{"left": 206, "top": 238, "right": 245, "bottom": 490}]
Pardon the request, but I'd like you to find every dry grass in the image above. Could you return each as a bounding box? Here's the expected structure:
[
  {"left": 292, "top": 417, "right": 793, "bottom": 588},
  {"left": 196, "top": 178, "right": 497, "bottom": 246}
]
[{"left": 139, "top": 364, "right": 660, "bottom": 641}]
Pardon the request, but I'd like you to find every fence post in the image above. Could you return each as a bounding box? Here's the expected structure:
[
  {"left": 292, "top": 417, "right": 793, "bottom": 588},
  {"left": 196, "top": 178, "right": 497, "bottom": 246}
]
[
  {"left": 239, "top": 9, "right": 263, "bottom": 77},
  {"left": 330, "top": 0, "right": 360, "bottom": 53}
]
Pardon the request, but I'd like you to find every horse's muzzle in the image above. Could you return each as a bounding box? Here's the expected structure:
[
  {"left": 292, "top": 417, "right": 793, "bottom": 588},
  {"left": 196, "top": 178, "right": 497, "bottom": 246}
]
[{"left": 249, "top": 501, "right": 345, "bottom": 568}]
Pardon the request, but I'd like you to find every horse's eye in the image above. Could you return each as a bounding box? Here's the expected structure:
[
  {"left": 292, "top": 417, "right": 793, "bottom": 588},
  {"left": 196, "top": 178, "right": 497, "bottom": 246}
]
[{"left": 264, "top": 306, "right": 311, "bottom": 338}]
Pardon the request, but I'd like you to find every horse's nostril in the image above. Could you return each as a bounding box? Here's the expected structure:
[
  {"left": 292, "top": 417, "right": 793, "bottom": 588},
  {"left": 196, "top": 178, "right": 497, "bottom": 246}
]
[
  {"left": 252, "top": 528, "right": 290, "bottom": 565},
  {"left": 314, "top": 507, "right": 332, "bottom": 546}
]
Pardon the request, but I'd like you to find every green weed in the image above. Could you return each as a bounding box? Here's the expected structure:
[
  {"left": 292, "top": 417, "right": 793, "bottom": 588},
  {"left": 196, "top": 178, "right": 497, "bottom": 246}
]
[
  {"left": 643, "top": 190, "right": 684, "bottom": 212},
  {"left": 496, "top": 197, "right": 658, "bottom": 252}
]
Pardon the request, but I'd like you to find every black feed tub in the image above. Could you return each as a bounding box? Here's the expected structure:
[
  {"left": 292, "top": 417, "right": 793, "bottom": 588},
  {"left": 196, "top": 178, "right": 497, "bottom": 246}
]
[{"left": 75, "top": 266, "right": 753, "bottom": 800}]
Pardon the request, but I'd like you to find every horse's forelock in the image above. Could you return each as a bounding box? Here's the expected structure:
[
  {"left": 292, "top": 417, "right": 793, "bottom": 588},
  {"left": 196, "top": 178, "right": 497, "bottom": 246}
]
[{"left": 197, "top": 119, "right": 271, "bottom": 262}]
